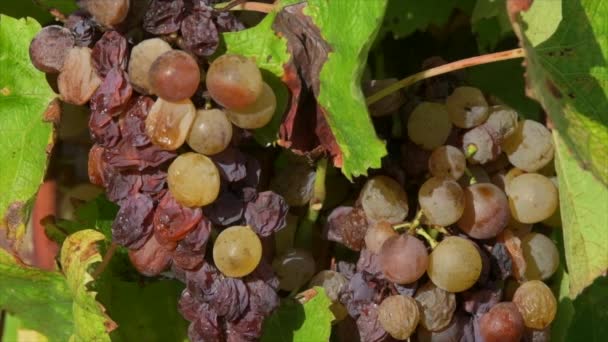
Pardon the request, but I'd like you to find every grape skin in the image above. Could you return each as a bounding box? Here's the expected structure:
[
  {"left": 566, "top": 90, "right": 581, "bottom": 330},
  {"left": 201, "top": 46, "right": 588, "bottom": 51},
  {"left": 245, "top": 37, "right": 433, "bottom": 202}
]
[
  {"left": 512, "top": 280, "right": 557, "bottom": 329},
  {"left": 377, "top": 295, "right": 420, "bottom": 340},
  {"left": 269, "top": 162, "right": 316, "bottom": 207},
  {"left": 187, "top": 109, "right": 233, "bottom": 156},
  {"left": 462, "top": 124, "right": 502, "bottom": 164},
  {"left": 167, "top": 152, "right": 220, "bottom": 207},
  {"left": 213, "top": 225, "right": 262, "bottom": 278},
  {"left": 364, "top": 221, "right": 397, "bottom": 254},
  {"left": 418, "top": 177, "right": 465, "bottom": 226},
  {"left": 379, "top": 234, "right": 428, "bottom": 284},
  {"left": 508, "top": 173, "right": 558, "bottom": 224},
  {"left": 457, "top": 183, "right": 509, "bottom": 239},
  {"left": 206, "top": 54, "right": 263, "bottom": 110},
  {"left": 82, "top": 0, "right": 130, "bottom": 27},
  {"left": 520, "top": 233, "right": 559, "bottom": 280},
  {"left": 502, "top": 120, "right": 554, "bottom": 172},
  {"left": 446, "top": 86, "right": 489, "bottom": 128},
  {"left": 309, "top": 270, "right": 348, "bottom": 302},
  {"left": 407, "top": 102, "right": 452, "bottom": 150},
  {"left": 226, "top": 83, "right": 276, "bottom": 129},
  {"left": 359, "top": 175, "right": 409, "bottom": 224},
  {"left": 479, "top": 302, "right": 525, "bottom": 342},
  {"left": 29, "top": 25, "right": 75, "bottom": 73},
  {"left": 58, "top": 47, "right": 102, "bottom": 105},
  {"left": 414, "top": 282, "right": 456, "bottom": 332},
  {"left": 427, "top": 236, "right": 482, "bottom": 292},
  {"left": 149, "top": 50, "right": 201, "bottom": 102},
  {"left": 145, "top": 98, "right": 196, "bottom": 151},
  {"left": 128, "top": 38, "right": 173, "bottom": 94},
  {"left": 272, "top": 248, "right": 316, "bottom": 291},
  {"left": 485, "top": 105, "right": 519, "bottom": 139},
  {"left": 428, "top": 145, "right": 466, "bottom": 180}
]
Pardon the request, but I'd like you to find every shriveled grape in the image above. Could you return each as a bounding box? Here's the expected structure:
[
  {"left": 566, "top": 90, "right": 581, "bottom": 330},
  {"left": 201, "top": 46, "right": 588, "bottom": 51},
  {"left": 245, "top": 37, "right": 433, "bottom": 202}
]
[
  {"left": 225, "top": 82, "right": 276, "bottom": 129},
  {"left": 145, "top": 98, "right": 196, "bottom": 150},
  {"left": 187, "top": 109, "right": 233, "bottom": 156},
  {"left": 167, "top": 152, "right": 220, "bottom": 207},
  {"left": 359, "top": 175, "right": 409, "bottom": 224},
  {"left": 407, "top": 102, "right": 452, "bottom": 150},
  {"left": 128, "top": 38, "right": 173, "bottom": 94},
  {"left": 457, "top": 183, "right": 509, "bottom": 239},
  {"left": 377, "top": 295, "right": 420, "bottom": 340},
  {"left": 81, "top": 0, "right": 130, "bottom": 27},
  {"left": 29, "top": 25, "right": 75, "bottom": 73},
  {"left": 513, "top": 280, "right": 557, "bottom": 329},
  {"left": 427, "top": 236, "right": 482, "bottom": 292},
  {"left": 272, "top": 248, "right": 315, "bottom": 291},
  {"left": 213, "top": 225, "right": 262, "bottom": 278},
  {"left": 508, "top": 173, "right": 558, "bottom": 224},
  {"left": 446, "top": 86, "right": 489, "bottom": 128},
  {"left": 58, "top": 47, "right": 102, "bottom": 105},
  {"left": 364, "top": 221, "right": 397, "bottom": 254},
  {"left": 428, "top": 145, "right": 466, "bottom": 180},
  {"left": 479, "top": 302, "right": 525, "bottom": 342},
  {"left": 414, "top": 282, "right": 456, "bottom": 332},
  {"left": 149, "top": 50, "right": 201, "bottom": 101},
  {"left": 521, "top": 233, "right": 559, "bottom": 280},
  {"left": 418, "top": 177, "right": 465, "bottom": 226},
  {"left": 309, "top": 270, "right": 349, "bottom": 302},
  {"left": 379, "top": 234, "right": 428, "bottom": 284},
  {"left": 206, "top": 54, "right": 263, "bottom": 109},
  {"left": 502, "top": 120, "right": 554, "bottom": 172}
]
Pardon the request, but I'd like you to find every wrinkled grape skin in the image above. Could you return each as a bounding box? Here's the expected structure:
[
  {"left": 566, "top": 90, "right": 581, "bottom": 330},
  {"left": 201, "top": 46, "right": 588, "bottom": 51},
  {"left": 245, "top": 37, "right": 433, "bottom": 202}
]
[
  {"left": 446, "top": 86, "right": 489, "bottom": 128},
  {"left": 378, "top": 295, "right": 420, "bottom": 340},
  {"left": 521, "top": 233, "right": 559, "bottom": 281},
  {"left": 414, "top": 282, "right": 456, "bottom": 332},
  {"left": 128, "top": 234, "right": 173, "bottom": 277},
  {"left": 272, "top": 248, "right": 316, "bottom": 291},
  {"left": 513, "top": 280, "right": 557, "bottom": 329},
  {"left": 427, "top": 236, "right": 482, "bottom": 292},
  {"left": 364, "top": 221, "right": 397, "bottom": 254},
  {"left": 82, "top": 0, "right": 130, "bottom": 27},
  {"left": 508, "top": 173, "right": 558, "bottom": 224},
  {"left": 58, "top": 47, "right": 102, "bottom": 105},
  {"left": 167, "top": 152, "right": 220, "bottom": 207},
  {"left": 359, "top": 175, "right": 409, "bottom": 224},
  {"left": 226, "top": 83, "right": 276, "bottom": 129},
  {"left": 407, "top": 102, "right": 452, "bottom": 150},
  {"left": 128, "top": 38, "right": 173, "bottom": 94},
  {"left": 418, "top": 177, "right": 465, "bottom": 226},
  {"left": 213, "top": 225, "right": 262, "bottom": 278},
  {"left": 428, "top": 145, "right": 466, "bottom": 180},
  {"left": 206, "top": 54, "right": 263, "bottom": 110},
  {"left": 309, "top": 270, "right": 349, "bottom": 302},
  {"left": 479, "top": 302, "right": 525, "bottom": 342},
  {"left": 187, "top": 109, "right": 233, "bottom": 156},
  {"left": 502, "top": 120, "right": 554, "bottom": 172},
  {"left": 29, "top": 25, "right": 75, "bottom": 73},
  {"left": 457, "top": 183, "right": 509, "bottom": 239},
  {"left": 149, "top": 50, "right": 201, "bottom": 101},
  {"left": 379, "top": 234, "right": 429, "bottom": 284},
  {"left": 145, "top": 98, "right": 196, "bottom": 151}
]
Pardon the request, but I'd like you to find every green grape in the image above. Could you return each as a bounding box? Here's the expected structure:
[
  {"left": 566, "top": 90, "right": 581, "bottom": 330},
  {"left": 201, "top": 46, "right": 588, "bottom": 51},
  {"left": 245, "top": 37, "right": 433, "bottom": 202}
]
[
  {"left": 485, "top": 105, "right": 519, "bottom": 139},
  {"left": 359, "top": 175, "right": 409, "bottom": 224},
  {"left": 270, "top": 162, "right": 316, "bottom": 207},
  {"left": 274, "top": 214, "right": 298, "bottom": 256},
  {"left": 379, "top": 234, "right": 429, "bottom": 284},
  {"left": 427, "top": 236, "right": 482, "bottom": 292},
  {"left": 407, "top": 102, "right": 452, "bottom": 150},
  {"left": 457, "top": 183, "right": 509, "bottom": 239},
  {"left": 378, "top": 295, "right": 420, "bottom": 340},
  {"left": 502, "top": 120, "right": 554, "bottom": 172},
  {"left": 364, "top": 221, "right": 397, "bottom": 254},
  {"left": 479, "top": 302, "right": 525, "bottom": 342},
  {"left": 226, "top": 83, "right": 276, "bottom": 129},
  {"left": 149, "top": 50, "right": 201, "bottom": 102},
  {"left": 418, "top": 177, "right": 465, "bottom": 226},
  {"left": 428, "top": 145, "right": 466, "bottom": 180},
  {"left": 462, "top": 124, "right": 502, "bottom": 164},
  {"left": 128, "top": 38, "right": 173, "bottom": 94},
  {"left": 508, "top": 173, "right": 558, "bottom": 224},
  {"left": 309, "top": 270, "right": 349, "bottom": 302},
  {"left": 213, "top": 225, "right": 262, "bottom": 278},
  {"left": 206, "top": 54, "right": 263, "bottom": 110},
  {"left": 145, "top": 98, "right": 196, "bottom": 150},
  {"left": 446, "top": 86, "right": 489, "bottom": 128},
  {"left": 521, "top": 233, "right": 559, "bottom": 280},
  {"left": 167, "top": 152, "right": 220, "bottom": 207},
  {"left": 187, "top": 108, "right": 233, "bottom": 156},
  {"left": 414, "top": 282, "right": 456, "bottom": 332},
  {"left": 272, "top": 248, "right": 316, "bottom": 291},
  {"left": 502, "top": 167, "right": 526, "bottom": 195},
  {"left": 513, "top": 280, "right": 557, "bottom": 329}
]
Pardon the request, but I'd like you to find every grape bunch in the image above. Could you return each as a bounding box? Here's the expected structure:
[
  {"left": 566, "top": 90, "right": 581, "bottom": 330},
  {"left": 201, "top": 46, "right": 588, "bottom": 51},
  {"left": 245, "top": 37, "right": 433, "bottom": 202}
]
[{"left": 29, "top": 1, "right": 291, "bottom": 340}]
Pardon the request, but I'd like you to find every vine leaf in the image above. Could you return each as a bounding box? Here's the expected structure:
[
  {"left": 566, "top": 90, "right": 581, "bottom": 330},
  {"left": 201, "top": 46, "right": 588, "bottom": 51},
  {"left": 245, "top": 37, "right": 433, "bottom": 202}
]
[
  {"left": 471, "top": 0, "right": 513, "bottom": 52},
  {"left": 261, "top": 287, "right": 334, "bottom": 342},
  {"left": 509, "top": 0, "right": 608, "bottom": 186},
  {"left": 0, "top": 230, "right": 115, "bottom": 342},
  {"left": 553, "top": 132, "right": 608, "bottom": 297},
  {"left": 0, "top": 15, "right": 56, "bottom": 255}
]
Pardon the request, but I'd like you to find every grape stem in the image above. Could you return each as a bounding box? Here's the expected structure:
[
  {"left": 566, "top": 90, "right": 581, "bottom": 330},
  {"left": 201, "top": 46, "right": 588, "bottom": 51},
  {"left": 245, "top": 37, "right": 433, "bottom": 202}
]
[
  {"left": 366, "top": 48, "right": 525, "bottom": 105},
  {"left": 92, "top": 243, "right": 118, "bottom": 279},
  {"left": 415, "top": 228, "right": 438, "bottom": 249},
  {"left": 393, "top": 209, "right": 424, "bottom": 232},
  {"left": 296, "top": 158, "right": 328, "bottom": 245},
  {"left": 214, "top": 1, "right": 275, "bottom": 13},
  {"left": 464, "top": 145, "right": 478, "bottom": 184}
]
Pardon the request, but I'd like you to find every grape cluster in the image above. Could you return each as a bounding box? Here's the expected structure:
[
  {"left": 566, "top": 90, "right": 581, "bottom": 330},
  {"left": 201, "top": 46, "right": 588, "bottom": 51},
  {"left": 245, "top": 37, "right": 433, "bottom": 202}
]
[
  {"left": 29, "top": 1, "right": 290, "bottom": 340},
  {"left": 323, "top": 84, "right": 560, "bottom": 341}
]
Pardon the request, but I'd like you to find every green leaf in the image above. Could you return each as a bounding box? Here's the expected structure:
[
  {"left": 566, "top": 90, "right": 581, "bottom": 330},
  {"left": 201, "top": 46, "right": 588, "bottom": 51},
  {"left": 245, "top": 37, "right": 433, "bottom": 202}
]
[
  {"left": 303, "top": 0, "right": 388, "bottom": 178},
  {"left": 0, "top": 229, "right": 114, "bottom": 342},
  {"left": 511, "top": 0, "right": 608, "bottom": 185},
  {"left": 470, "top": 0, "right": 513, "bottom": 52},
  {"left": 553, "top": 132, "right": 608, "bottom": 297},
  {"left": 0, "top": 15, "right": 56, "bottom": 245},
  {"left": 261, "top": 287, "right": 334, "bottom": 342}
]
